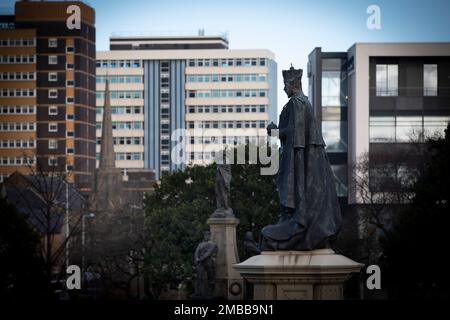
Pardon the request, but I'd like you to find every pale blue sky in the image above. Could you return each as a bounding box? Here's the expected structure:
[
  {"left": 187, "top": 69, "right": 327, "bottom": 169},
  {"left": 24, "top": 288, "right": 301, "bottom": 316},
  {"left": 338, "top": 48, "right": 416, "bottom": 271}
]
[{"left": 2, "top": 0, "right": 450, "bottom": 113}]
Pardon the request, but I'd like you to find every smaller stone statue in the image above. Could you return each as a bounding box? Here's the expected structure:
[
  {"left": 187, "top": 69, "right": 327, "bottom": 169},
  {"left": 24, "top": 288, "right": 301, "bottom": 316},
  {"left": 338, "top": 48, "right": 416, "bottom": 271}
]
[
  {"left": 211, "top": 163, "right": 234, "bottom": 218},
  {"left": 243, "top": 231, "right": 261, "bottom": 259},
  {"left": 194, "top": 231, "right": 218, "bottom": 298}
]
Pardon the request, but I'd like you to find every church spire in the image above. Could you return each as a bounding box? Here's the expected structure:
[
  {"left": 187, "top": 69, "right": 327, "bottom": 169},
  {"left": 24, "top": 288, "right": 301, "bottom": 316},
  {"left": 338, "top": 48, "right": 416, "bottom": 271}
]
[{"left": 99, "top": 78, "right": 115, "bottom": 169}]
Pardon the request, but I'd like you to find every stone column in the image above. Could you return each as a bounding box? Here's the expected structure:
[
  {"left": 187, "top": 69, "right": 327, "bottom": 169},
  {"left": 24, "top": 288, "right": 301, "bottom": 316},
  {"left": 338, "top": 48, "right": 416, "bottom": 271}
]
[
  {"left": 234, "top": 249, "right": 363, "bottom": 300},
  {"left": 207, "top": 217, "right": 244, "bottom": 300}
]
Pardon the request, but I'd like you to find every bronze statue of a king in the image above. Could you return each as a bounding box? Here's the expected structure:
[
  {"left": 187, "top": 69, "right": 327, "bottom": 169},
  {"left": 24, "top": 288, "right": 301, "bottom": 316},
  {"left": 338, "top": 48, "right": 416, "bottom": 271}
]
[{"left": 260, "top": 65, "right": 342, "bottom": 251}]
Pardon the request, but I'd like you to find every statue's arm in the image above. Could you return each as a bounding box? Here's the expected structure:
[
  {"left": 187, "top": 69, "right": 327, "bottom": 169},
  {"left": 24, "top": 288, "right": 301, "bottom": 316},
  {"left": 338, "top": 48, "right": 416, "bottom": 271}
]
[
  {"left": 194, "top": 247, "right": 200, "bottom": 262},
  {"left": 198, "top": 244, "right": 215, "bottom": 262}
]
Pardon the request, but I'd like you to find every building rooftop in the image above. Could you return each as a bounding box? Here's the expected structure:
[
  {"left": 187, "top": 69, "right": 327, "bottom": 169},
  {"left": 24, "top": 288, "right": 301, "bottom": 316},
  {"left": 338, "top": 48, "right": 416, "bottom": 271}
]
[{"left": 109, "top": 31, "right": 229, "bottom": 50}]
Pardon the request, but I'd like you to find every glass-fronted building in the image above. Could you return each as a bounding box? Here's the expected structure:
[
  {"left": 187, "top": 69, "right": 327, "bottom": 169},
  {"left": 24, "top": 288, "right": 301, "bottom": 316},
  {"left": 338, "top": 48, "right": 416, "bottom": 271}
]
[
  {"left": 308, "top": 43, "right": 450, "bottom": 205},
  {"left": 308, "top": 50, "right": 348, "bottom": 199}
]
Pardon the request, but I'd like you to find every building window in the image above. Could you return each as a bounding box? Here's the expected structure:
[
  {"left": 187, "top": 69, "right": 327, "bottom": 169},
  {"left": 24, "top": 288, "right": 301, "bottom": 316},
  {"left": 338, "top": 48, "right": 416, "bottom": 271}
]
[
  {"left": 322, "top": 71, "right": 341, "bottom": 106},
  {"left": 66, "top": 148, "right": 74, "bottom": 154},
  {"left": 66, "top": 114, "right": 74, "bottom": 120},
  {"left": 48, "top": 89, "right": 58, "bottom": 98},
  {"left": 66, "top": 131, "right": 74, "bottom": 137},
  {"left": 48, "top": 38, "right": 58, "bottom": 48},
  {"left": 66, "top": 63, "right": 74, "bottom": 69},
  {"left": 396, "top": 116, "right": 423, "bottom": 142},
  {"left": 48, "top": 72, "right": 57, "bottom": 82},
  {"left": 48, "top": 123, "right": 58, "bottom": 132},
  {"left": 48, "top": 157, "right": 57, "bottom": 166},
  {"left": 48, "top": 55, "right": 58, "bottom": 65},
  {"left": 66, "top": 97, "right": 74, "bottom": 103},
  {"left": 424, "top": 64, "right": 438, "bottom": 96},
  {"left": 48, "top": 139, "right": 58, "bottom": 149},
  {"left": 376, "top": 64, "right": 398, "bottom": 96},
  {"left": 66, "top": 46, "right": 74, "bottom": 53},
  {"left": 322, "top": 121, "right": 348, "bottom": 152},
  {"left": 331, "top": 165, "right": 348, "bottom": 197},
  {"left": 369, "top": 117, "right": 396, "bottom": 143},
  {"left": 48, "top": 106, "right": 58, "bottom": 115},
  {"left": 66, "top": 80, "right": 74, "bottom": 86},
  {"left": 424, "top": 116, "right": 450, "bottom": 138}
]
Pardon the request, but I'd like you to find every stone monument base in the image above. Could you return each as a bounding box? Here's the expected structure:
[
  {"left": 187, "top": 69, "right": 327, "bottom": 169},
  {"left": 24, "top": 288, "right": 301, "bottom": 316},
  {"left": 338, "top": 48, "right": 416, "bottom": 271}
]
[
  {"left": 234, "top": 249, "right": 363, "bottom": 300},
  {"left": 207, "top": 217, "right": 244, "bottom": 300}
]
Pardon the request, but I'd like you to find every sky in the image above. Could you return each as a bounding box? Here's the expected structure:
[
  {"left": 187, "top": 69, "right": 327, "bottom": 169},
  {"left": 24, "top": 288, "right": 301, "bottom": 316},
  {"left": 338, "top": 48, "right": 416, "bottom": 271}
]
[{"left": 2, "top": 0, "right": 450, "bottom": 114}]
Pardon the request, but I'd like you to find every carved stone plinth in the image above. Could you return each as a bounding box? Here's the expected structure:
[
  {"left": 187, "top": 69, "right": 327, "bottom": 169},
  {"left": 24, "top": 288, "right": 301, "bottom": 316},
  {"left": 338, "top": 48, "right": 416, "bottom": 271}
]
[
  {"left": 234, "top": 249, "right": 363, "bottom": 300},
  {"left": 207, "top": 217, "right": 244, "bottom": 300}
]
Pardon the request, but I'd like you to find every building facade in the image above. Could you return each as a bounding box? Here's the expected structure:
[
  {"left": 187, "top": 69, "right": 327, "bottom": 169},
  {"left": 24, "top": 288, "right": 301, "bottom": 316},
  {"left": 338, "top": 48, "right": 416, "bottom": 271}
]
[
  {"left": 308, "top": 43, "right": 450, "bottom": 204},
  {"left": 0, "top": 1, "right": 96, "bottom": 193},
  {"left": 96, "top": 35, "right": 277, "bottom": 179}
]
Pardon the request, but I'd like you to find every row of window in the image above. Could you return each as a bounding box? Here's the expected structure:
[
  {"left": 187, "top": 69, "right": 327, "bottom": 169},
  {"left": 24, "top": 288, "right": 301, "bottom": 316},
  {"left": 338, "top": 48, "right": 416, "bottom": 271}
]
[
  {"left": 0, "top": 122, "right": 35, "bottom": 132},
  {"left": 96, "top": 60, "right": 142, "bottom": 68},
  {"left": 0, "top": 38, "right": 35, "bottom": 47},
  {"left": 96, "top": 106, "right": 143, "bottom": 114},
  {"left": 0, "top": 55, "right": 36, "bottom": 64},
  {"left": 375, "top": 64, "right": 438, "bottom": 97},
  {"left": 186, "top": 73, "right": 267, "bottom": 83},
  {"left": 190, "top": 151, "right": 263, "bottom": 161},
  {"left": 115, "top": 152, "right": 143, "bottom": 160},
  {"left": 188, "top": 58, "right": 267, "bottom": 67},
  {"left": 0, "top": 140, "right": 36, "bottom": 148},
  {"left": 0, "top": 105, "right": 36, "bottom": 114},
  {"left": 96, "top": 137, "right": 143, "bottom": 145},
  {"left": 0, "top": 72, "right": 36, "bottom": 81},
  {"left": 0, "top": 88, "right": 36, "bottom": 97},
  {"left": 96, "top": 75, "right": 143, "bottom": 84},
  {"left": 189, "top": 136, "right": 266, "bottom": 145},
  {"left": 188, "top": 105, "right": 267, "bottom": 113},
  {"left": 187, "top": 90, "right": 267, "bottom": 98},
  {"left": 187, "top": 120, "right": 267, "bottom": 129},
  {"left": 94, "top": 152, "right": 143, "bottom": 161},
  {"left": 96, "top": 122, "right": 143, "bottom": 130},
  {"left": 0, "top": 157, "right": 35, "bottom": 166},
  {"left": 96, "top": 91, "right": 143, "bottom": 99},
  {"left": 369, "top": 115, "right": 450, "bottom": 143}
]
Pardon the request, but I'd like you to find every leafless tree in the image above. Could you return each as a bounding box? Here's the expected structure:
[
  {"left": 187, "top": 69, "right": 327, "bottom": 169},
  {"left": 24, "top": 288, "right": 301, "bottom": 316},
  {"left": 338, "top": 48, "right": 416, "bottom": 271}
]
[
  {"left": 349, "top": 131, "right": 428, "bottom": 265},
  {"left": 3, "top": 151, "right": 87, "bottom": 284},
  {"left": 86, "top": 197, "right": 148, "bottom": 299}
]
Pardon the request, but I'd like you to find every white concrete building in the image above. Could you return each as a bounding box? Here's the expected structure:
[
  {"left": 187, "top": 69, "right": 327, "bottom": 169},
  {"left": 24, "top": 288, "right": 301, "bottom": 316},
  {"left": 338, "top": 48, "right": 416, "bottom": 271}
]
[{"left": 96, "top": 34, "right": 277, "bottom": 179}]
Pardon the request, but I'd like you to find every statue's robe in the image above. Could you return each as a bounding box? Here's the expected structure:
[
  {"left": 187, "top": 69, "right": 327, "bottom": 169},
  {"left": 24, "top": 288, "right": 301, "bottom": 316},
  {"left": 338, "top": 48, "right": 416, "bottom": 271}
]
[
  {"left": 194, "top": 241, "right": 218, "bottom": 297},
  {"left": 261, "top": 91, "right": 342, "bottom": 250}
]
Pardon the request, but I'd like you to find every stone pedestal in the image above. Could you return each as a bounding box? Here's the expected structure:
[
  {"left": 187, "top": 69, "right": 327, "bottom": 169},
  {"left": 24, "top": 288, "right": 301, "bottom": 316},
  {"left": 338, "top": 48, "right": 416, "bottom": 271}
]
[
  {"left": 207, "top": 217, "right": 244, "bottom": 300},
  {"left": 234, "top": 249, "right": 363, "bottom": 300}
]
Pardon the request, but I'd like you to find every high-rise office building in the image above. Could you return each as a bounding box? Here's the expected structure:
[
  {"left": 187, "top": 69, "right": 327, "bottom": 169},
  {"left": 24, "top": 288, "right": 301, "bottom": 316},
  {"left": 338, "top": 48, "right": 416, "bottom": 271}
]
[
  {"left": 0, "top": 1, "right": 96, "bottom": 192},
  {"left": 308, "top": 43, "right": 450, "bottom": 205},
  {"left": 96, "top": 34, "right": 277, "bottom": 179}
]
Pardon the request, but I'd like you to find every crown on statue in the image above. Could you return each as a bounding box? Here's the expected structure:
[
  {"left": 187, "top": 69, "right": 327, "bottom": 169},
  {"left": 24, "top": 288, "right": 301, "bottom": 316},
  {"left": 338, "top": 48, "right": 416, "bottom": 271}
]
[{"left": 283, "top": 64, "right": 303, "bottom": 82}]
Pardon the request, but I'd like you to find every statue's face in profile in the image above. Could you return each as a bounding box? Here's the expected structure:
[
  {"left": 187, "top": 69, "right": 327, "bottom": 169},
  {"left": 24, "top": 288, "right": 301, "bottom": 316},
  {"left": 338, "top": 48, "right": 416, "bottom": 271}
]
[{"left": 284, "top": 79, "right": 301, "bottom": 98}]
